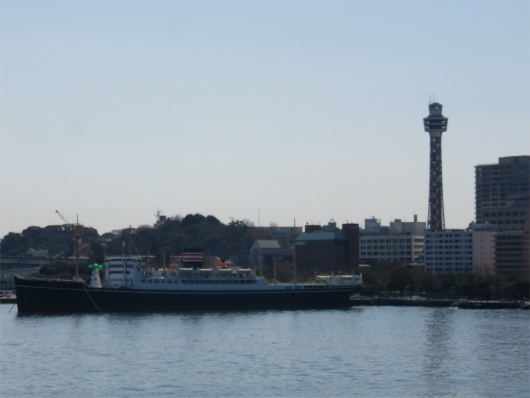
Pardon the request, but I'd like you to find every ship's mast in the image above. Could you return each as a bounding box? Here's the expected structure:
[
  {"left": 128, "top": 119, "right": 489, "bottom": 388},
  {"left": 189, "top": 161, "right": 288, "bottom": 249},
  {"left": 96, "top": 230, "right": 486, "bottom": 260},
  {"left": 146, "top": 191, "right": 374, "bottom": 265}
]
[
  {"left": 55, "top": 210, "right": 82, "bottom": 279},
  {"left": 75, "top": 215, "right": 80, "bottom": 278},
  {"left": 291, "top": 219, "right": 298, "bottom": 284}
]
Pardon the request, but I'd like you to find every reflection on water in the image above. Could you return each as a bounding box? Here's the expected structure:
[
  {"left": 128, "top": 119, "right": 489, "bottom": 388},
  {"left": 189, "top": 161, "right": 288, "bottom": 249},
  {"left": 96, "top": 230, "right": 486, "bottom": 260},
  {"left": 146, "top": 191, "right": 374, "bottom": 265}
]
[
  {"left": 421, "top": 308, "right": 530, "bottom": 398},
  {"left": 423, "top": 308, "right": 456, "bottom": 396},
  {"left": 1, "top": 306, "right": 529, "bottom": 398}
]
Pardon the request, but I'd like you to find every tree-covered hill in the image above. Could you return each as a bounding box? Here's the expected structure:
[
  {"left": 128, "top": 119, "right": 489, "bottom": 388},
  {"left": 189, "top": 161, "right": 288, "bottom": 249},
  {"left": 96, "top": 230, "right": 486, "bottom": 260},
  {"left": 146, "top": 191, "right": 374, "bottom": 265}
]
[
  {"left": 0, "top": 213, "right": 273, "bottom": 262},
  {"left": 1, "top": 224, "right": 99, "bottom": 258}
]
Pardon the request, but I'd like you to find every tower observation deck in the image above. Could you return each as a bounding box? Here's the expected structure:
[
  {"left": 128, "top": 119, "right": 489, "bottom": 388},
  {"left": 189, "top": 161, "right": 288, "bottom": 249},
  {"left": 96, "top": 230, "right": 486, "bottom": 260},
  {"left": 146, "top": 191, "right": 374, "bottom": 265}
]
[{"left": 423, "top": 102, "right": 448, "bottom": 231}]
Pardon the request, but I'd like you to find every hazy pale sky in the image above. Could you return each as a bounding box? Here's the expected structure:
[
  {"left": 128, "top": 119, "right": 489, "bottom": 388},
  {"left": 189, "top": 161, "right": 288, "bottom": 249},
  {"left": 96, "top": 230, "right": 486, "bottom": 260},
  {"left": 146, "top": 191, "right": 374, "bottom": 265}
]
[{"left": 1, "top": 0, "right": 529, "bottom": 237}]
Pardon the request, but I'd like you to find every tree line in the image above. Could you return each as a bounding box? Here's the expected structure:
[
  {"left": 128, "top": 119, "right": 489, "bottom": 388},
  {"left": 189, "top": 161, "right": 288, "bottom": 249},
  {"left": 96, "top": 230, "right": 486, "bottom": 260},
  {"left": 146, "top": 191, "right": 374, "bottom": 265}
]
[
  {"left": 357, "top": 266, "right": 529, "bottom": 300},
  {"left": 1, "top": 213, "right": 272, "bottom": 264}
]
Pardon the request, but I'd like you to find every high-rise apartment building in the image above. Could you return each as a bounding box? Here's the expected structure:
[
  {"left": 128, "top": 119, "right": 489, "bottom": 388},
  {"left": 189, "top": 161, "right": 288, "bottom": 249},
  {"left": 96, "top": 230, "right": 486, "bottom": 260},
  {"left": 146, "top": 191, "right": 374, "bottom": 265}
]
[
  {"left": 475, "top": 156, "right": 530, "bottom": 229},
  {"left": 495, "top": 229, "right": 529, "bottom": 281},
  {"left": 475, "top": 156, "right": 529, "bottom": 281}
]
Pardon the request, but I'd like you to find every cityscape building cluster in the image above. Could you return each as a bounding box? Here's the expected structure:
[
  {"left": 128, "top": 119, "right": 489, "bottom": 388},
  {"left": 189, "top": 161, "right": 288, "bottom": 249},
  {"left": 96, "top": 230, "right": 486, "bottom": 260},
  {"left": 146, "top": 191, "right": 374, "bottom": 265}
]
[
  {"left": 267, "top": 154, "right": 527, "bottom": 282},
  {"left": 268, "top": 102, "right": 529, "bottom": 282},
  {"left": 422, "top": 156, "right": 529, "bottom": 280},
  {"left": 1, "top": 103, "right": 528, "bottom": 289}
]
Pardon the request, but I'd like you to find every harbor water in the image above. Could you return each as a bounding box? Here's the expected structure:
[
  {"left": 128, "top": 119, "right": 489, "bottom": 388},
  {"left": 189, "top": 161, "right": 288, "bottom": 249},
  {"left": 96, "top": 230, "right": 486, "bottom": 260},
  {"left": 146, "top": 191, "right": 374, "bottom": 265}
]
[{"left": 1, "top": 305, "right": 528, "bottom": 397}]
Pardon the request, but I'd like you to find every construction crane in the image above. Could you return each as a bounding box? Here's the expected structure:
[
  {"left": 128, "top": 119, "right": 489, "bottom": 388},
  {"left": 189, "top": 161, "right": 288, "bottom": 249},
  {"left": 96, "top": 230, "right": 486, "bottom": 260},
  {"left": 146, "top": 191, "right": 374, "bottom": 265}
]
[{"left": 55, "top": 210, "right": 83, "bottom": 279}]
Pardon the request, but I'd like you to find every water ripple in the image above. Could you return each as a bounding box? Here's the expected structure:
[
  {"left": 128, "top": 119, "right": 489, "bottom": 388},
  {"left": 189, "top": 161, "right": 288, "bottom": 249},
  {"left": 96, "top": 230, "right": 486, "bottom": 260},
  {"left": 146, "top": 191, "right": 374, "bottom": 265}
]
[{"left": 1, "top": 306, "right": 528, "bottom": 397}]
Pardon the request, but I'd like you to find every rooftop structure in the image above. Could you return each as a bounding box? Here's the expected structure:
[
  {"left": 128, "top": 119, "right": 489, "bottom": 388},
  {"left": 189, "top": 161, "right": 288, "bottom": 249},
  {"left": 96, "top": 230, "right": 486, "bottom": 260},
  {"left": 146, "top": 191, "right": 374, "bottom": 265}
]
[
  {"left": 254, "top": 225, "right": 302, "bottom": 248},
  {"left": 249, "top": 240, "right": 292, "bottom": 268}
]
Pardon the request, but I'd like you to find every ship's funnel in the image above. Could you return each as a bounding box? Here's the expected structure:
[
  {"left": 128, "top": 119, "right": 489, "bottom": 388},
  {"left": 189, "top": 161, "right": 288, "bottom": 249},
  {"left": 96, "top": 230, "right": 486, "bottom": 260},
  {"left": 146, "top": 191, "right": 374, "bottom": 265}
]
[{"left": 182, "top": 248, "right": 204, "bottom": 269}]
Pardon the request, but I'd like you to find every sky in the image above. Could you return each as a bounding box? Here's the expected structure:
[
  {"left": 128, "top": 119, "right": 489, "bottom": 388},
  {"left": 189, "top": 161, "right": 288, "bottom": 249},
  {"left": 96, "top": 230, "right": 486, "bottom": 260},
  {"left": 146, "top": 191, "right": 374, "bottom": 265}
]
[{"left": 1, "top": 0, "right": 529, "bottom": 238}]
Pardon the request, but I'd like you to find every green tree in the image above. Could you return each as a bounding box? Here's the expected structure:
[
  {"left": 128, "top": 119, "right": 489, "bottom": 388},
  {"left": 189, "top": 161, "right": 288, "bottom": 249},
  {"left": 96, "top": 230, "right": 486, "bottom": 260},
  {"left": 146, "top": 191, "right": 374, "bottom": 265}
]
[
  {"left": 39, "top": 261, "right": 69, "bottom": 277},
  {"left": 355, "top": 268, "right": 381, "bottom": 295},
  {"left": 461, "top": 272, "right": 480, "bottom": 298},
  {"left": 0, "top": 232, "right": 30, "bottom": 256},
  {"left": 414, "top": 270, "right": 439, "bottom": 295},
  {"left": 475, "top": 278, "right": 492, "bottom": 300},
  {"left": 359, "top": 268, "right": 380, "bottom": 287},
  {"left": 440, "top": 272, "right": 457, "bottom": 295},
  {"left": 53, "top": 261, "right": 69, "bottom": 275},
  {"left": 181, "top": 214, "right": 206, "bottom": 228},
  {"left": 202, "top": 234, "right": 229, "bottom": 256},
  {"left": 386, "top": 267, "right": 415, "bottom": 294},
  {"left": 2, "top": 212, "right": 275, "bottom": 272},
  {"left": 21, "top": 226, "right": 44, "bottom": 242},
  {"left": 505, "top": 273, "right": 530, "bottom": 299}
]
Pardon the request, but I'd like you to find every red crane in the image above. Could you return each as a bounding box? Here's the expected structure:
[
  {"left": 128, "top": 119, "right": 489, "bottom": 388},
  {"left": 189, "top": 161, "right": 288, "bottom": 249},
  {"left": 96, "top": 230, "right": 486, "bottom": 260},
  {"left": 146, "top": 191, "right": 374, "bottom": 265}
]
[{"left": 55, "top": 210, "right": 83, "bottom": 279}]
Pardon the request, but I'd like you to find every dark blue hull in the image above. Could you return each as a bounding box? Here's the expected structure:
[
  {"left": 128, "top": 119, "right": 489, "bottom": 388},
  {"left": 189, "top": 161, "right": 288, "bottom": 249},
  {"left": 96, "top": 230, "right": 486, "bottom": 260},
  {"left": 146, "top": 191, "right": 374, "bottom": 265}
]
[{"left": 14, "top": 276, "right": 361, "bottom": 313}]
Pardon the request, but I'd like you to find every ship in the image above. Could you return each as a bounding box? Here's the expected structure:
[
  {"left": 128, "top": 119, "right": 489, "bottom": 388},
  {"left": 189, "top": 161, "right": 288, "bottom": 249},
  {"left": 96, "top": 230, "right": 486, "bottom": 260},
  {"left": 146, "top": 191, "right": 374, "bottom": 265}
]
[{"left": 14, "top": 250, "right": 363, "bottom": 313}]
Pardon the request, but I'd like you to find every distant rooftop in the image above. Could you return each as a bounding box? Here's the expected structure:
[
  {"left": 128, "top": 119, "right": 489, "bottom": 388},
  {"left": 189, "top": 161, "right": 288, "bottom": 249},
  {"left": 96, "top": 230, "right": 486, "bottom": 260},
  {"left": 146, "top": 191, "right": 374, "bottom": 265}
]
[
  {"left": 296, "top": 231, "right": 346, "bottom": 242},
  {"left": 254, "top": 240, "right": 283, "bottom": 249},
  {"left": 477, "top": 155, "right": 530, "bottom": 167}
]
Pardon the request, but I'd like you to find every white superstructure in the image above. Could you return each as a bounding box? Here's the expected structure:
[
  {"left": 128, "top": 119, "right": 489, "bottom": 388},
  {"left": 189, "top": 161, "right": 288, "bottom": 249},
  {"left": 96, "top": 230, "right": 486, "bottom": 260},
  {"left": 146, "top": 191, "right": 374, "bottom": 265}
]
[{"left": 100, "top": 256, "right": 363, "bottom": 291}]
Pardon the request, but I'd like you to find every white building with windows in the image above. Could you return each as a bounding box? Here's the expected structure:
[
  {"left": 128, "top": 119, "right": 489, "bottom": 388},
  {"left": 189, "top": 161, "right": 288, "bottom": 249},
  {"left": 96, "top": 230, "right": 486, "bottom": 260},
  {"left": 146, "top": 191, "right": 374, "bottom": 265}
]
[
  {"left": 360, "top": 215, "right": 426, "bottom": 264},
  {"left": 424, "top": 224, "right": 497, "bottom": 276},
  {"left": 360, "top": 235, "right": 425, "bottom": 263},
  {"left": 423, "top": 229, "right": 473, "bottom": 275}
]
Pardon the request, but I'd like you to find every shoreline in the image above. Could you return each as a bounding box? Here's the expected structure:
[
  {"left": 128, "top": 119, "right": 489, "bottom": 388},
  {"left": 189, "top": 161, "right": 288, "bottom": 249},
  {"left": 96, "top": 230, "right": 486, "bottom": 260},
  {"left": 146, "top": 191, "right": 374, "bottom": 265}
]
[{"left": 350, "top": 296, "right": 530, "bottom": 310}]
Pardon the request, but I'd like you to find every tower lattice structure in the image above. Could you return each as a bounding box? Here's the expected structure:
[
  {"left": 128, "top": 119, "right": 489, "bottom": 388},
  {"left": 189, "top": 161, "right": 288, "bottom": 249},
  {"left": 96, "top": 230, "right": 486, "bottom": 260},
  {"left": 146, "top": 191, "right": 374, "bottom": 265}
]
[{"left": 423, "top": 102, "right": 448, "bottom": 232}]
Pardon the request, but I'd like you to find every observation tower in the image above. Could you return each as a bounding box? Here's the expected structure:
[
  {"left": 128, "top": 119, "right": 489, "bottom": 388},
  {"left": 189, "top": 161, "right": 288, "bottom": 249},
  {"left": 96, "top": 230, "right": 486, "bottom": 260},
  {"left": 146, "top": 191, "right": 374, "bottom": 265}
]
[{"left": 423, "top": 102, "right": 448, "bottom": 231}]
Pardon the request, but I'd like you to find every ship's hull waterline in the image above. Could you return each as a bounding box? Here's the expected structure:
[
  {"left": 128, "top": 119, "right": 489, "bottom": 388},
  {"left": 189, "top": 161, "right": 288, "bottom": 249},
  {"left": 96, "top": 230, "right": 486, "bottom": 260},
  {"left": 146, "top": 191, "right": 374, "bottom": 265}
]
[{"left": 14, "top": 276, "right": 360, "bottom": 313}]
